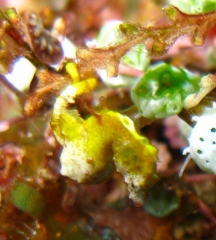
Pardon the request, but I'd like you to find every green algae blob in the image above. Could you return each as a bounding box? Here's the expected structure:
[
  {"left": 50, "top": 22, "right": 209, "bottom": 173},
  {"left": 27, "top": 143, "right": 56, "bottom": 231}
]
[
  {"left": 11, "top": 182, "right": 45, "bottom": 217},
  {"left": 131, "top": 62, "right": 200, "bottom": 118}
]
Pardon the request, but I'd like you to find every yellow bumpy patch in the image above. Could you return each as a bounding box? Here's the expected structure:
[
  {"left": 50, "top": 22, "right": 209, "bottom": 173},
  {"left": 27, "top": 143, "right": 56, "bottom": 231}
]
[{"left": 51, "top": 63, "right": 158, "bottom": 205}]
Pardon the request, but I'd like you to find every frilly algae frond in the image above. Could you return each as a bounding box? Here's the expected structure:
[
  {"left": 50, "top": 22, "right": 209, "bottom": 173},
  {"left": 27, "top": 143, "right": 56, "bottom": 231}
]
[
  {"left": 96, "top": 20, "right": 149, "bottom": 71},
  {"left": 51, "top": 77, "right": 158, "bottom": 205},
  {"left": 95, "top": 21, "right": 149, "bottom": 88}
]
